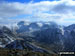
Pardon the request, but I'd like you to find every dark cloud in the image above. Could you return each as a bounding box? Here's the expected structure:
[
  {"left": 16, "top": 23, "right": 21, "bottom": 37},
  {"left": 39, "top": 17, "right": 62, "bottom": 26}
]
[{"left": 52, "top": 3, "right": 75, "bottom": 14}]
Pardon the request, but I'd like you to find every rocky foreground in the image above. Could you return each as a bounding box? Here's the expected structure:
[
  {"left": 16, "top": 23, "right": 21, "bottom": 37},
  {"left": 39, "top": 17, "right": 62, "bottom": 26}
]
[{"left": 0, "top": 48, "right": 58, "bottom": 56}]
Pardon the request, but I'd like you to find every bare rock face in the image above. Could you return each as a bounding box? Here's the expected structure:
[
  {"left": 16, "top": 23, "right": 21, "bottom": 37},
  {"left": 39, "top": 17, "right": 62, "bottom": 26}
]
[{"left": 0, "top": 26, "right": 15, "bottom": 47}]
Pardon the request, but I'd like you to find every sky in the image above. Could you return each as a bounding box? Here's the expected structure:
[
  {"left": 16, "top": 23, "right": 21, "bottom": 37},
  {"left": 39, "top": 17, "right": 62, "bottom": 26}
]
[{"left": 0, "top": 0, "right": 75, "bottom": 26}]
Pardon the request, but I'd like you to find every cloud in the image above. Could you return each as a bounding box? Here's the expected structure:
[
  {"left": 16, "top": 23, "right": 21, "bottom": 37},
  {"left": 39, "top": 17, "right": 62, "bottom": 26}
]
[
  {"left": 0, "top": 2, "right": 32, "bottom": 18},
  {"left": 52, "top": 2, "right": 75, "bottom": 14},
  {"left": 0, "top": 0, "right": 75, "bottom": 26}
]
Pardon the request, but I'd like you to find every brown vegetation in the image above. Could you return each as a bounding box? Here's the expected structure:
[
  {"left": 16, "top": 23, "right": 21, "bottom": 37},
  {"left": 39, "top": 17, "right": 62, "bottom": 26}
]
[{"left": 0, "top": 48, "right": 59, "bottom": 56}]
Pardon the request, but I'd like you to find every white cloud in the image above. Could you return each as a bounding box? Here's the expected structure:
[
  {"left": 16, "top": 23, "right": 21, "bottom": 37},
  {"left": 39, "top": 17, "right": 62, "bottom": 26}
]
[{"left": 0, "top": 0, "right": 75, "bottom": 25}]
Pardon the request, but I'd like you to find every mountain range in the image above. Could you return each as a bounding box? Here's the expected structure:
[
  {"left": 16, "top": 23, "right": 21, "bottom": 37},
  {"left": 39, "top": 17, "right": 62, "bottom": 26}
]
[{"left": 0, "top": 21, "right": 75, "bottom": 54}]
